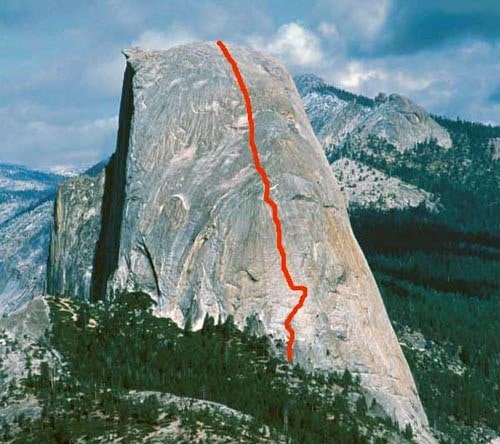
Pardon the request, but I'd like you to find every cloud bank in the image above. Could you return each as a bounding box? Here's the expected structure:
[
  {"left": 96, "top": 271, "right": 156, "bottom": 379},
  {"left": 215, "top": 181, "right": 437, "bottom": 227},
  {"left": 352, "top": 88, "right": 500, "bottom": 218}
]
[{"left": 0, "top": 0, "right": 498, "bottom": 169}]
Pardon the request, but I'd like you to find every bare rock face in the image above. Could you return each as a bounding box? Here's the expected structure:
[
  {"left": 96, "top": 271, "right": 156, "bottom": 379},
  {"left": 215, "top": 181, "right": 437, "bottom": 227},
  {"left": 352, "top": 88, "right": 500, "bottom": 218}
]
[
  {"left": 490, "top": 137, "right": 500, "bottom": 161},
  {"left": 295, "top": 74, "right": 452, "bottom": 155},
  {"left": 47, "top": 42, "right": 434, "bottom": 441},
  {"left": 360, "top": 93, "right": 452, "bottom": 151},
  {"left": 46, "top": 170, "right": 105, "bottom": 300},
  {"left": 332, "top": 158, "right": 438, "bottom": 211},
  {"left": 0, "top": 163, "right": 65, "bottom": 317},
  {"left": 0, "top": 297, "right": 60, "bottom": 428},
  {"left": 0, "top": 162, "right": 106, "bottom": 317}
]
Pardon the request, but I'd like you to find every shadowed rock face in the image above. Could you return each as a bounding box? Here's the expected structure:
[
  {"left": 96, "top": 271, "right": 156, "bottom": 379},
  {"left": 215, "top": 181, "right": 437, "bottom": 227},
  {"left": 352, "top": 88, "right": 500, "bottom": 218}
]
[{"left": 47, "top": 42, "right": 434, "bottom": 441}]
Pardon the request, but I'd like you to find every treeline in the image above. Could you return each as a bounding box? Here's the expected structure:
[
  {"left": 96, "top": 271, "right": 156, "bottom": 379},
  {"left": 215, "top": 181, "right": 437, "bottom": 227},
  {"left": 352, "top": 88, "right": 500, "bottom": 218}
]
[
  {"left": 376, "top": 272, "right": 499, "bottom": 433},
  {"left": 314, "top": 84, "right": 375, "bottom": 108},
  {"left": 350, "top": 207, "right": 500, "bottom": 254},
  {"left": 433, "top": 115, "right": 500, "bottom": 140}
]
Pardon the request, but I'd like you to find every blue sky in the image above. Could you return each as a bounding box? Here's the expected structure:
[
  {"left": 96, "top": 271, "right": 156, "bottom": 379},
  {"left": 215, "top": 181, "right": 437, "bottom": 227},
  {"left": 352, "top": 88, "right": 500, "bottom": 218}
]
[{"left": 1, "top": 0, "right": 499, "bottom": 170}]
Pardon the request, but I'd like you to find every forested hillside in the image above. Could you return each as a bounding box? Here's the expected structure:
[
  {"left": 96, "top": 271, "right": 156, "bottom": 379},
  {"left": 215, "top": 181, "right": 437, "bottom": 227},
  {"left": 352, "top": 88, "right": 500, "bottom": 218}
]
[
  {"left": 338, "top": 117, "right": 500, "bottom": 235},
  {"left": 351, "top": 207, "right": 499, "bottom": 443},
  {"left": 8, "top": 294, "right": 412, "bottom": 443},
  {"left": 296, "top": 75, "right": 500, "bottom": 442}
]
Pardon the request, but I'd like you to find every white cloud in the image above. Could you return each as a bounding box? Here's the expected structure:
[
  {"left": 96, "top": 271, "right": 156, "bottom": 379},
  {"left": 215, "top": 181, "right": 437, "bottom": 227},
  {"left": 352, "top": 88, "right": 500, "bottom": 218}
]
[
  {"left": 3, "top": 2, "right": 498, "bottom": 171},
  {"left": 318, "top": 22, "right": 340, "bottom": 39},
  {"left": 314, "top": 0, "right": 390, "bottom": 42},
  {"left": 250, "top": 22, "right": 324, "bottom": 67},
  {"left": 85, "top": 25, "right": 200, "bottom": 96},
  {"left": 319, "top": 40, "right": 500, "bottom": 124},
  {"left": 353, "top": 0, "right": 390, "bottom": 39},
  {"left": 337, "top": 62, "right": 382, "bottom": 89},
  {"left": 0, "top": 104, "right": 118, "bottom": 169},
  {"left": 335, "top": 62, "right": 433, "bottom": 93}
]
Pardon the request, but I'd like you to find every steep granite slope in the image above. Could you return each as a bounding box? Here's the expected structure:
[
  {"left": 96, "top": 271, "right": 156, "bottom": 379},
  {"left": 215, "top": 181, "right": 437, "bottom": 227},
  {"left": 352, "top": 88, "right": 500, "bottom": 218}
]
[
  {"left": 47, "top": 42, "right": 434, "bottom": 441},
  {"left": 294, "top": 74, "right": 452, "bottom": 212},
  {"left": 295, "top": 74, "right": 373, "bottom": 156},
  {"left": 354, "top": 93, "right": 452, "bottom": 152}
]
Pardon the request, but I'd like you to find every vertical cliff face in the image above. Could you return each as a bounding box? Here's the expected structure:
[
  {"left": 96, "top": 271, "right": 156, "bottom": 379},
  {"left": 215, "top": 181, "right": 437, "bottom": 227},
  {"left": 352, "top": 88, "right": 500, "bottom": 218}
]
[
  {"left": 46, "top": 170, "right": 105, "bottom": 300},
  {"left": 46, "top": 42, "right": 434, "bottom": 441}
]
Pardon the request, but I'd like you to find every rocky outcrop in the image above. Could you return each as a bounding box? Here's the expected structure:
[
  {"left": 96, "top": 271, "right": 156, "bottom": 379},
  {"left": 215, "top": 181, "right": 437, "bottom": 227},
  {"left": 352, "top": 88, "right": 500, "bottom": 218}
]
[
  {"left": 123, "top": 391, "right": 287, "bottom": 443},
  {"left": 332, "top": 158, "right": 438, "bottom": 211},
  {"left": 47, "top": 43, "right": 434, "bottom": 441},
  {"left": 356, "top": 93, "right": 452, "bottom": 151},
  {"left": 490, "top": 137, "right": 500, "bottom": 161},
  {"left": 295, "top": 74, "right": 452, "bottom": 155},
  {"left": 46, "top": 170, "right": 105, "bottom": 300},
  {"left": 0, "top": 297, "right": 59, "bottom": 429}
]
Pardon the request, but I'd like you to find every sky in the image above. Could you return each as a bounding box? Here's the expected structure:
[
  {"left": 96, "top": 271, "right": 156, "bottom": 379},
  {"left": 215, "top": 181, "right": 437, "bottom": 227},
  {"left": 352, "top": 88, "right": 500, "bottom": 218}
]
[{"left": 1, "top": 0, "right": 499, "bottom": 170}]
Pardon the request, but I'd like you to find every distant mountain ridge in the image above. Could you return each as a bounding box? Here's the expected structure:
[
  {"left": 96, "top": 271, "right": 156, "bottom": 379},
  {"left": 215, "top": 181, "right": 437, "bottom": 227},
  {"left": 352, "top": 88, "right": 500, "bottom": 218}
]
[
  {"left": 294, "top": 74, "right": 452, "bottom": 154},
  {"left": 294, "top": 74, "right": 499, "bottom": 222},
  {"left": 0, "top": 161, "right": 106, "bottom": 317},
  {"left": 0, "top": 164, "right": 64, "bottom": 317},
  {"left": 0, "top": 163, "right": 63, "bottom": 226}
]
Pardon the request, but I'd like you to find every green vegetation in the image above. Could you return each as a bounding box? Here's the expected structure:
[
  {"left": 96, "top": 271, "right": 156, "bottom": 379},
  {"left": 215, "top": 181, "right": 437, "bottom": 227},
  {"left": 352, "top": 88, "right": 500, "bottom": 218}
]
[
  {"left": 350, "top": 208, "right": 500, "bottom": 442},
  {"left": 327, "top": 113, "right": 500, "bottom": 441},
  {"left": 17, "top": 293, "right": 407, "bottom": 443},
  {"left": 322, "top": 112, "right": 500, "bottom": 442},
  {"left": 335, "top": 116, "right": 500, "bottom": 236},
  {"left": 9, "top": 115, "right": 499, "bottom": 441}
]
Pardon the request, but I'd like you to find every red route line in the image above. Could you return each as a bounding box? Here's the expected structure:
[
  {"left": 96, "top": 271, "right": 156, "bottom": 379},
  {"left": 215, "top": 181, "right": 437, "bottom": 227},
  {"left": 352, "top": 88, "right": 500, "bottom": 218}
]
[{"left": 216, "top": 40, "right": 309, "bottom": 362}]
